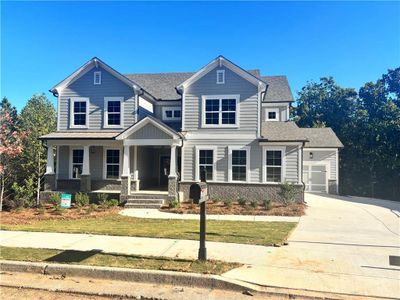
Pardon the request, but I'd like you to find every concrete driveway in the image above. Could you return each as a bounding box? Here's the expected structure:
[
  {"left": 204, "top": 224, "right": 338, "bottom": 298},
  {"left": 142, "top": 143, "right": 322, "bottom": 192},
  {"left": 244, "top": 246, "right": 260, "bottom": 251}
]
[{"left": 223, "top": 193, "right": 400, "bottom": 299}]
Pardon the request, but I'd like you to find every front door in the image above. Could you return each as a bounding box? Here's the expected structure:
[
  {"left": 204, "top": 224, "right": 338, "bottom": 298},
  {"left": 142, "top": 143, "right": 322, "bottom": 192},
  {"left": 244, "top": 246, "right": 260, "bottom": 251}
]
[{"left": 159, "top": 155, "right": 170, "bottom": 188}]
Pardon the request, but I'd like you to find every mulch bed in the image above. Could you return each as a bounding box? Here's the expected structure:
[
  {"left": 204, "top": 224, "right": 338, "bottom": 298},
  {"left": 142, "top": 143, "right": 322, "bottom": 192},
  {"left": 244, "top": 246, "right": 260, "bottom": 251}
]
[
  {"left": 0, "top": 205, "right": 121, "bottom": 225},
  {"left": 161, "top": 201, "right": 306, "bottom": 216}
]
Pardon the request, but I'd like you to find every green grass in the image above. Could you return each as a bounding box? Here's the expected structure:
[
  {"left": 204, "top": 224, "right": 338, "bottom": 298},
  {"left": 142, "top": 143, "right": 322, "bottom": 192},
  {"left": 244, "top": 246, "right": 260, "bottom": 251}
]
[
  {"left": 0, "top": 215, "right": 296, "bottom": 246},
  {"left": 0, "top": 246, "right": 239, "bottom": 275}
]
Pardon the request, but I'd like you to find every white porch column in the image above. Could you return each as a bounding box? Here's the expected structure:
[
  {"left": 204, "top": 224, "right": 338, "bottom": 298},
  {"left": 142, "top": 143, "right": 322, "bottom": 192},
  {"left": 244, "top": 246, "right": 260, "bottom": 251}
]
[
  {"left": 82, "top": 145, "right": 90, "bottom": 175},
  {"left": 169, "top": 145, "right": 177, "bottom": 177},
  {"left": 45, "top": 143, "right": 55, "bottom": 174},
  {"left": 122, "top": 145, "right": 130, "bottom": 176},
  {"left": 133, "top": 145, "right": 138, "bottom": 180}
]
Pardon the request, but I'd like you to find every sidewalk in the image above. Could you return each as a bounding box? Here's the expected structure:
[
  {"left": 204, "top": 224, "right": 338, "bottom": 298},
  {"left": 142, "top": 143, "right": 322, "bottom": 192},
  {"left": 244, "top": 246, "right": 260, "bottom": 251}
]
[
  {"left": 0, "top": 230, "right": 274, "bottom": 265},
  {"left": 119, "top": 208, "right": 300, "bottom": 222}
]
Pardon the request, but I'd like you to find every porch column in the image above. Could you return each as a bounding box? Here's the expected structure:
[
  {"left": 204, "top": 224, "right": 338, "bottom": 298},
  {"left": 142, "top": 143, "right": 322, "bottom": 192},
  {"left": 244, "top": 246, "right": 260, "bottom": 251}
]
[
  {"left": 168, "top": 144, "right": 178, "bottom": 198},
  {"left": 44, "top": 142, "right": 56, "bottom": 191},
  {"left": 169, "top": 145, "right": 177, "bottom": 177},
  {"left": 80, "top": 145, "right": 91, "bottom": 192},
  {"left": 121, "top": 145, "right": 131, "bottom": 197}
]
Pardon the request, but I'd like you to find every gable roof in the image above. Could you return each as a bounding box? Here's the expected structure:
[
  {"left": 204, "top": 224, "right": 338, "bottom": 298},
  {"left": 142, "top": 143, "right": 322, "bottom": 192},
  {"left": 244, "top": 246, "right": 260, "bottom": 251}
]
[
  {"left": 50, "top": 57, "right": 144, "bottom": 95},
  {"left": 298, "top": 128, "right": 344, "bottom": 148},
  {"left": 260, "top": 121, "right": 309, "bottom": 142},
  {"left": 262, "top": 76, "right": 294, "bottom": 102}
]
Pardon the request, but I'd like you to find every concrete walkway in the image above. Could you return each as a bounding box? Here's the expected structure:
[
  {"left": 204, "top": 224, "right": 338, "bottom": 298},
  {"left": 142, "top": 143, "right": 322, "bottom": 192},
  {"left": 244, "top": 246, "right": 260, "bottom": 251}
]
[
  {"left": 119, "top": 208, "right": 299, "bottom": 222},
  {"left": 0, "top": 230, "right": 274, "bottom": 265},
  {"left": 223, "top": 193, "right": 400, "bottom": 299}
]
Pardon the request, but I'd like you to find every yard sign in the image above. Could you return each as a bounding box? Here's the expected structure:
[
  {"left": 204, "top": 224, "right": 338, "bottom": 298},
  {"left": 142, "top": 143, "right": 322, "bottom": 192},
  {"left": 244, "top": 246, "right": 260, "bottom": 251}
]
[{"left": 60, "top": 194, "right": 72, "bottom": 208}]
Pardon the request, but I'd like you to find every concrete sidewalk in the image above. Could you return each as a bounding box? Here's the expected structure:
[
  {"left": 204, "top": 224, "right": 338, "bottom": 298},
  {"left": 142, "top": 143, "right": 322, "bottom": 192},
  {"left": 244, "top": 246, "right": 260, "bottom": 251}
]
[
  {"left": 0, "top": 230, "right": 274, "bottom": 265},
  {"left": 119, "top": 208, "right": 299, "bottom": 222}
]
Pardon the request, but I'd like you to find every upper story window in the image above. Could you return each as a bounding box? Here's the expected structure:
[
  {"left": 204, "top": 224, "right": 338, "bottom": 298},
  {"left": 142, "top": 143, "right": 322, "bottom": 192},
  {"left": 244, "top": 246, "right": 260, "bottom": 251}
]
[
  {"left": 265, "top": 108, "right": 279, "bottom": 121},
  {"left": 70, "top": 98, "right": 89, "bottom": 128},
  {"left": 216, "top": 70, "right": 225, "bottom": 84},
  {"left": 202, "top": 95, "right": 239, "bottom": 128},
  {"left": 162, "top": 107, "right": 181, "bottom": 121},
  {"left": 104, "top": 97, "right": 123, "bottom": 128},
  {"left": 94, "top": 71, "right": 102, "bottom": 85}
]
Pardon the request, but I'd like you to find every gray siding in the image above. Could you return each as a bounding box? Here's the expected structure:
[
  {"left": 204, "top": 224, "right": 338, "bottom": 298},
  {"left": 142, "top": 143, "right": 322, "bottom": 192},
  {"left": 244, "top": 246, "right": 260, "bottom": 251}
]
[
  {"left": 304, "top": 150, "right": 337, "bottom": 180},
  {"left": 261, "top": 105, "right": 289, "bottom": 122},
  {"left": 59, "top": 66, "right": 136, "bottom": 130},
  {"left": 127, "top": 123, "right": 172, "bottom": 139},
  {"left": 90, "top": 146, "right": 103, "bottom": 180},
  {"left": 183, "top": 66, "right": 259, "bottom": 133},
  {"left": 57, "top": 146, "right": 70, "bottom": 179},
  {"left": 285, "top": 146, "right": 299, "bottom": 183}
]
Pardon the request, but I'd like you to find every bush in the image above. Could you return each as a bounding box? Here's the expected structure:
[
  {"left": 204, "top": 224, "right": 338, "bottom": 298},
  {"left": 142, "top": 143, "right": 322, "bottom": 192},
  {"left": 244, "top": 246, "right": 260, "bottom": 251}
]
[
  {"left": 48, "top": 193, "right": 61, "bottom": 208},
  {"left": 263, "top": 198, "right": 271, "bottom": 210},
  {"left": 11, "top": 178, "right": 35, "bottom": 208},
  {"left": 86, "top": 203, "right": 97, "bottom": 214},
  {"left": 237, "top": 197, "right": 247, "bottom": 207},
  {"left": 212, "top": 198, "right": 220, "bottom": 204},
  {"left": 250, "top": 199, "right": 258, "bottom": 208},
  {"left": 279, "top": 182, "right": 297, "bottom": 206},
  {"left": 97, "top": 193, "right": 109, "bottom": 209},
  {"left": 75, "top": 192, "right": 89, "bottom": 207},
  {"left": 108, "top": 199, "right": 119, "bottom": 207},
  {"left": 223, "top": 199, "right": 232, "bottom": 207},
  {"left": 169, "top": 199, "right": 180, "bottom": 208}
]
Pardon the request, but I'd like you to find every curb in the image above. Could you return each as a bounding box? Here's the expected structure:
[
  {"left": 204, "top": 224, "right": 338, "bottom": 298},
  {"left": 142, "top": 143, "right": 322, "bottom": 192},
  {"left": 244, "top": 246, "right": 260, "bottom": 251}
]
[{"left": 0, "top": 260, "right": 256, "bottom": 292}]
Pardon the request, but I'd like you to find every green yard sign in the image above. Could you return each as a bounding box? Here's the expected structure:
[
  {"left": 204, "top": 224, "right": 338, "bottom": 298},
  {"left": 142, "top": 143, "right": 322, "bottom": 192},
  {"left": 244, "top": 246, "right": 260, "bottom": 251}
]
[{"left": 60, "top": 194, "right": 72, "bottom": 208}]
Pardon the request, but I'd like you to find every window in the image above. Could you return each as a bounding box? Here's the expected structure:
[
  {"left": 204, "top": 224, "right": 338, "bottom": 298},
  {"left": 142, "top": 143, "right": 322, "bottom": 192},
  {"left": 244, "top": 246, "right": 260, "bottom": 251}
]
[
  {"left": 265, "top": 108, "right": 279, "bottom": 121},
  {"left": 70, "top": 98, "right": 88, "bottom": 128},
  {"left": 104, "top": 97, "right": 123, "bottom": 127},
  {"left": 202, "top": 95, "right": 239, "bottom": 127},
  {"left": 216, "top": 70, "right": 225, "bottom": 84},
  {"left": 229, "top": 146, "right": 249, "bottom": 182},
  {"left": 162, "top": 107, "right": 181, "bottom": 121},
  {"left": 71, "top": 149, "right": 84, "bottom": 179},
  {"left": 94, "top": 71, "right": 101, "bottom": 85},
  {"left": 266, "top": 150, "right": 283, "bottom": 182},
  {"left": 105, "top": 149, "right": 120, "bottom": 179},
  {"left": 198, "top": 149, "right": 214, "bottom": 181}
]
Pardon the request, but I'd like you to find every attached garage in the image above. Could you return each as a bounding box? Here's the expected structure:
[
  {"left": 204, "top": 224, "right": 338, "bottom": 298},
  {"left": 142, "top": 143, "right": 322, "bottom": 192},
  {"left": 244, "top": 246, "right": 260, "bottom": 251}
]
[{"left": 303, "top": 163, "right": 329, "bottom": 193}]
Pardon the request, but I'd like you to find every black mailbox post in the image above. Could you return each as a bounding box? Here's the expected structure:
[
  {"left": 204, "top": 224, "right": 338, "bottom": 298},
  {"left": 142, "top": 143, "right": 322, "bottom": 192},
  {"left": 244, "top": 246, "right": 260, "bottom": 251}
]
[{"left": 189, "top": 168, "right": 208, "bottom": 261}]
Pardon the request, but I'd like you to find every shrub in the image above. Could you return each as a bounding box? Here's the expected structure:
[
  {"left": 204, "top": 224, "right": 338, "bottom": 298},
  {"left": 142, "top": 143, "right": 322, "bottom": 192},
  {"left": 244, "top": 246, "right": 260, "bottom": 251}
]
[
  {"left": 11, "top": 178, "right": 35, "bottom": 208},
  {"left": 108, "top": 199, "right": 119, "bottom": 207},
  {"left": 279, "top": 182, "right": 297, "bottom": 206},
  {"left": 48, "top": 193, "right": 61, "bottom": 208},
  {"left": 86, "top": 203, "right": 97, "bottom": 214},
  {"left": 75, "top": 192, "right": 89, "bottom": 207},
  {"left": 223, "top": 199, "right": 232, "bottom": 207},
  {"left": 169, "top": 199, "right": 180, "bottom": 209},
  {"left": 237, "top": 197, "right": 247, "bottom": 207},
  {"left": 97, "top": 193, "right": 109, "bottom": 209},
  {"left": 212, "top": 198, "right": 220, "bottom": 204},
  {"left": 250, "top": 199, "right": 258, "bottom": 208},
  {"left": 263, "top": 198, "right": 271, "bottom": 210}
]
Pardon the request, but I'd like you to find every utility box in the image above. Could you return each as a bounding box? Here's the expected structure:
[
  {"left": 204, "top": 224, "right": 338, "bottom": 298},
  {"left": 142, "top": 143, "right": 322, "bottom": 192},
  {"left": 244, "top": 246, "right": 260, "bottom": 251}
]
[{"left": 189, "top": 182, "right": 208, "bottom": 204}]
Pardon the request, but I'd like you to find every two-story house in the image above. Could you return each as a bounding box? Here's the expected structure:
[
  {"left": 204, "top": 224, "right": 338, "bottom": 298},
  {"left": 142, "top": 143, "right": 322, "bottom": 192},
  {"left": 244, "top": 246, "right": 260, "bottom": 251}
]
[{"left": 40, "top": 56, "right": 343, "bottom": 207}]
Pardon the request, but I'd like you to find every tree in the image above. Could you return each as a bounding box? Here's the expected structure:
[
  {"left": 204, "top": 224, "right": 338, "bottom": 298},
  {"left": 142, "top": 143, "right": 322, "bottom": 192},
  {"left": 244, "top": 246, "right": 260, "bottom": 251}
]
[
  {"left": 0, "top": 97, "right": 18, "bottom": 130},
  {"left": 18, "top": 94, "right": 56, "bottom": 205},
  {"left": 0, "top": 112, "right": 25, "bottom": 210}
]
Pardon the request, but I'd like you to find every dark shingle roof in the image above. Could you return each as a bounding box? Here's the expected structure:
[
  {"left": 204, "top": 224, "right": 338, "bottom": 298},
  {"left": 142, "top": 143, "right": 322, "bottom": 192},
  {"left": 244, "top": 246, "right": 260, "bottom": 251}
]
[
  {"left": 260, "top": 122, "right": 308, "bottom": 142},
  {"left": 125, "top": 70, "right": 293, "bottom": 102},
  {"left": 298, "top": 128, "right": 344, "bottom": 148}
]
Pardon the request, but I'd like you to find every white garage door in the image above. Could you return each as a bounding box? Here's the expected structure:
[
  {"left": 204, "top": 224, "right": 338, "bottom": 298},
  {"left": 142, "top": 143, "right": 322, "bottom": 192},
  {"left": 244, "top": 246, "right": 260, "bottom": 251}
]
[{"left": 303, "top": 164, "right": 328, "bottom": 192}]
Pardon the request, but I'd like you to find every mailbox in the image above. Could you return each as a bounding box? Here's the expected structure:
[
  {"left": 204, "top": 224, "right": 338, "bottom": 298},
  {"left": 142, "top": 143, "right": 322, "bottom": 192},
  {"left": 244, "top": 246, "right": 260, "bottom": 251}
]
[{"left": 189, "top": 182, "right": 208, "bottom": 204}]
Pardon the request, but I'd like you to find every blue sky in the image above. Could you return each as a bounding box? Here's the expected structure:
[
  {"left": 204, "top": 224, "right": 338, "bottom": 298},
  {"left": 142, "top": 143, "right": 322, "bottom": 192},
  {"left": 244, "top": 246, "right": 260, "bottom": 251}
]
[{"left": 1, "top": 1, "right": 399, "bottom": 111}]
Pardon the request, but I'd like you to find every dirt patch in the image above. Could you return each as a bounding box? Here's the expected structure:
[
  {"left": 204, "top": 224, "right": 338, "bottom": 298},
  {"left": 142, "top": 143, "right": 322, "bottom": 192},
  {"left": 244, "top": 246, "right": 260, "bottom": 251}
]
[
  {"left": 161, "top": 201, "right": 305, "bottom": 216},
  {"left": 0, "top": 205, "right": 121, "bottom": 225}
]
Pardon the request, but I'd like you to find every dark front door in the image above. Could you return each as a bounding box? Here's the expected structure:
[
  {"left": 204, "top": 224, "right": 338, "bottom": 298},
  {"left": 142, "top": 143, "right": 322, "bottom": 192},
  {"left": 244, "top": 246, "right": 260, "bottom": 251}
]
[{"left": 159, "top": 155, "right": 170, "bottom": 188}]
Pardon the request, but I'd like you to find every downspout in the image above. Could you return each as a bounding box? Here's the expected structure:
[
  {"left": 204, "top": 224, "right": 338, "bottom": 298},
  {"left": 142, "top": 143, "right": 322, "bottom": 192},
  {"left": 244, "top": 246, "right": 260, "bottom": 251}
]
[{"left": 301, "top": 141, "right": 306, "bottom": 203}]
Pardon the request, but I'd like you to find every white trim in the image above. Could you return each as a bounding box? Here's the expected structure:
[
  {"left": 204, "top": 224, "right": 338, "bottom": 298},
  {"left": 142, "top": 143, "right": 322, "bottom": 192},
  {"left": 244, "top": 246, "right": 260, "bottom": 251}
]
[
  {"left": 70, "top": 97, "right": 89, "bottom": 129},
  {"left": 116, "top": 116, "right": 180, "bottom": 140},
  {"left": 94, "top": 71, "right": 101, "bottom": 85},
  {"left": 336, "top": 148, "right": 339, "bottom": 193},
  {"left": 57, "top": 92, "right": 61, "bottom": 131},
  {"left": 216, "top": 69, "right": 225, "bottom": 84},
  {"left": 123, "top": 139, "right": 182, "bottom": 146},
  {"left": 103, "top": 147, "right": 123, "bottom": 180},
  {"left": 265, "top": 108, "right": 280, "bottom": 121},
  {"left": 181, "top": 144, "right": 185, "bottom": 181},
  {"left": 181, "top": 92, "right": 186, "bottom": 131},
  {"left": 45, "top": 143, "right": 55, "bottom": 175},
  {"left": 69, "top": 147, "right": 84, "bottom": 179},
  {"left": 201, "top": 94, "right": 240, "bottom": 128},
  {"left": 297, "top": 145, "right": 302, "bottom": 184},
  {"left": 195, "top": 146, "right": 218, "bottom": 182},
  {"left": 162, "top": 106, "right": 182, "bottom": 121},
  {"left": 122, "top": 145, "right": 130, "bottom": 177},
  {"left": 262, "top": 146, "right": 286, "bottom": 184},
  {"left": 228, "top": 146, "right": 250, "bottom": 183},
  {"left": 304, "top": 148, "right": 340, "bottom": 151},
  {"left": 104, "top": 97, "right": 124, "bottom": 129}
]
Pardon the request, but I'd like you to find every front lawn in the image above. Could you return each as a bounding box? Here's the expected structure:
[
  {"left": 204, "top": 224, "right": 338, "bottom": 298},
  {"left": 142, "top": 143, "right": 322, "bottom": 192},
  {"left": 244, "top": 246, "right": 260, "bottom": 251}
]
[
  {"left": 0, "top": 213, "right": 296, "bottom": 246},
  {"left": 0, "top": 246, "right": 239, "bottom": 275}
]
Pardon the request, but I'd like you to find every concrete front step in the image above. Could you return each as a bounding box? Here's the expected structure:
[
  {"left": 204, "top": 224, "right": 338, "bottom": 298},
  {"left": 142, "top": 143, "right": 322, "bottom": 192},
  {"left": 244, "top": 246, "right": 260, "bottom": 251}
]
[
  {"left": 128, "top": 194, "right": 169, "bottom": 200},
  {"left": 126, "top": 199, "right": 164, "bottom": 205},
  {"left": 124, "top": 203, "right": 163, "bottom": 209}
]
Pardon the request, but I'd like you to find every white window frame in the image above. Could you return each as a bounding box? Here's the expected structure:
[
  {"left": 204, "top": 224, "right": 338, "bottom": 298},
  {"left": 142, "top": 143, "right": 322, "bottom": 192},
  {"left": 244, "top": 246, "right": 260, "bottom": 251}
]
[
  {"left": 265, "top": 108, "right": 280, "bottom": 121},
  {"left": 201, "top": 94, "right": 239, "bottom": 128},
  {"left": 216, "top": 69, "right": 225, "bottom": 84},
  {"left": 195, "top": 146, "right": 217, "bottom": 182},
  {"left": 94, "top": 71, "right": 102, "bottom": 85},
  {"left": 104, "top": 97, "right": 124, "bottom": 128},
  {"left": 103, "top": 147, "right": 122, "bottom": 180},
  {"left": 69, "top": 147, "right": 84, "bottom": 179},
  {"left": 228, "top": 146, "right": 250, "bottom": 183},
  {"left": 262, "top": 146, "right": 286, "bottom": 184},
  {"left": 70, "top": 97, "right": 89, "bottom": 129},
  {"left": 162, "top": 106, "right": 182, "bottom": 121}
]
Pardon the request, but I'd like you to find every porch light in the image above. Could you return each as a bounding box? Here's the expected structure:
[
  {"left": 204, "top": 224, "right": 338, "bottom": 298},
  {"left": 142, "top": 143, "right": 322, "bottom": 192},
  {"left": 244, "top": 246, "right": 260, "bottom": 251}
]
[{"left": 309, "top": 152, "right": 313, "bottom": 159}]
